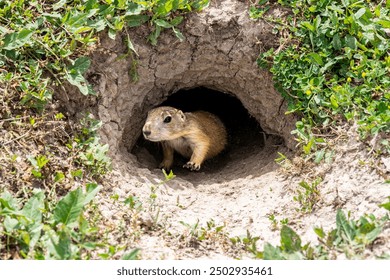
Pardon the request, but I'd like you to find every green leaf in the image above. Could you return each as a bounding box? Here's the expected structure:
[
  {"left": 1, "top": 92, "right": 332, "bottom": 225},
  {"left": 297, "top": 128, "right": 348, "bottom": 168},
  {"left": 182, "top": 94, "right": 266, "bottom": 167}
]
[
  {"left": 125, "top": 2, "right": 146, "bottom": 16},
  {"left": 46, "top": 230, "right": 72, "bottom": 259},
  {"left": 262, "top": 242, "right": 284, "bottom": 260},
  {"left": 332, "top": 33, "right": 342, "bottom": 50},
  {"left": 147, "top": 25, "right": 162, "bottom": 46},
  {"left": 71, "top": 169, "right": 83, "bottom": 178},
  {"left": 330, "top": 94, "right": 339, "bottom": 109},
  {"left": 84, "top": 183, "right": 102, "bottom": 205},
  {"left": 303, "top": 137, "right": 314, "bottom": 154},
  {"left": 172, "top": 27, "right": 185, "bottom": 42},
  {"left": 336, "top": 210, "right": 355, "bottom": 241},
  {"left": 53, "top": 0, "right": 67, "bottom": 10},
  {"left": 301, "top": 21, "right": 315, "bottom": 32},
  {"left": 53, "top": 188, "right": 85, "bottom": 227},
  {"left": 354, "top": 8, "right": 366, "bottom": 20},
  {"left": 36, "top": 155, "right": 49, "bottom": 169},
  {"left": 55, "top": 171, "right": 65, "bottom": 182},
  {"left": 376, "top": 19, "right": 390, "bottom": 28},
  {"left": 171, "top": 16, "right": 184, "bottom": 26},
  {"left": 22, "top": 191, "right": 44, "bottom": 223},
  {"left": 65, "top": 72, "right": 95, "bottom": 96},
  {"left": 379, "top": 199, "right": 390, "bottom": 211},
  {"left": 192, "top": 0, "right": 210, "bottom": 11},
  {"left": 69, "top": 57, "right": 91, "bottom": 74},
  {"left": 2, "top": 29, "right": 34, "bottom": 50},
  {"left": 0, "top": 191, "right": 21, "bottom": 211},
  {"left": 122, "top": 249, "right": 140, "bottom": 260},
  {"left": 314, "top": 227, "right": 325, "bottom": 239},
  {"left": 126, "top": 15, "right": 150, "bottom": 27},
  {"left": 65, "top": 57, "right": 95, "bottom": 95},
  {"left": 32, "top": 170, "right": 43, "bottom": 178},
  {"left": 89, "top": 19, "right": 106, "bottom": 32},
  {"left": 108, "top": 28, "right": 116, "bottom": 40},
  {"left": 125, "top": 33, "right": 138, "bottom": 56},
  {"left": 280, "top": 225, "right": 302, "bottom": 253},
  {"left": 154, "top": 19, "right": 173, "bottom": 28},
  {"left": 365, "top": 225, "right": 382, "bottom": 243},
  {"left": 308, "top": 53, "right": 324, "bottom": 66},
  {"left": 314, "top": 149, "right": 325, "bottom": 163},
  {"left": 345, "top": 35, "right": 357, "bottom": 50},
  {"left": 4, "top": 216, "right": 19, "bottom": 232}
]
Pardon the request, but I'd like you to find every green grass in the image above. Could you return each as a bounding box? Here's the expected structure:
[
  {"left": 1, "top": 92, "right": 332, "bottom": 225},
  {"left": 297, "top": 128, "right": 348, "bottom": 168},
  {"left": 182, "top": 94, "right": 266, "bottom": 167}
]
[
  {"left": 236, "top": 207, "right": 390, "bottom": 260},
  {"left": 253, "top": 0, "right": 390, "bottom": 156},
  {"left": 0, "top": 0, "right": 209, "bottom": 111}
]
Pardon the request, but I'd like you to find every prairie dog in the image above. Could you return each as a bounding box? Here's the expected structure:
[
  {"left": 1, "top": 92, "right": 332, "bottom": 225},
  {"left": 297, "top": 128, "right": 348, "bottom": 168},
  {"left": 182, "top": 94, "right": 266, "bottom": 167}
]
[{"left": 142, "top": 106, "right": 227, "bottom": 171}]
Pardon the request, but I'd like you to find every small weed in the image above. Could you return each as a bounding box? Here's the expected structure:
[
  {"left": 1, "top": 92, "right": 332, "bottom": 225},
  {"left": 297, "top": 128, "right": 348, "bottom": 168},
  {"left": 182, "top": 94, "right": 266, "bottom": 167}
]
[
  {"left": 274, "top": 152, "right": 293, "bottom": 169},
  {"left": 0, "top": 184, "right": 105, "bottom": 259},
  {"left": 148, "top": 170, "right": 176, "bottom": 227},
  {"left": 258, "top": 209, "right": 389, "bottom": 260},
  {"left": 27, "top": 154, "right": 50, "bottom": 179},
  {"left": 293, "top": 177, "right": 322, "bottom": 213},
  {"left": 267, "top": 213, "right": 289, "bottom": 231},
  {"left": 180, "top": 219, "right": 227, "bottom": 245},
  {"left": 71, "top": 114, "right": 111, "bottom": 177},
  {"left": 314, "top": 210, "right": 389, "bottom": 259},
  {"left": 230, "top": 230, "right": 262, "bottom": 259}
]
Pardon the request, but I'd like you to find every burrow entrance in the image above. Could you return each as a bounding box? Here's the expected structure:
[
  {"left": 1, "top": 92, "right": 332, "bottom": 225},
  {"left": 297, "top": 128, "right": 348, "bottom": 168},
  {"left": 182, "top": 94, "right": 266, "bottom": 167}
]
[
  {"left": 61, "top": 0, "right": 297, "bottom": 186},
  {"left": 130, "top": 87, "right": 286, "bottom": 184}
]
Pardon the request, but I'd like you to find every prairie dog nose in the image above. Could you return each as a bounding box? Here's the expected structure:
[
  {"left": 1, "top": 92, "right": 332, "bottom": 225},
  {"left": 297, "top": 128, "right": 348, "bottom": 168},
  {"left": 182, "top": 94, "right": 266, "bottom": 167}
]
[
  {"left": 143, "top": 129, "right": 151, "bottom": 137},
  {"left": 143, "top": 122, "right": 151, "bottom": 137}
]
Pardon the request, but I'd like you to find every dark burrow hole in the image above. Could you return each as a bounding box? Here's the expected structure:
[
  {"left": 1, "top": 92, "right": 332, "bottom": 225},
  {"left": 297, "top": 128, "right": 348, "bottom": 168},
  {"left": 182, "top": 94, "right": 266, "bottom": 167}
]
[{"left": 131, "top": 87, "right": 284, "bottom": 183}]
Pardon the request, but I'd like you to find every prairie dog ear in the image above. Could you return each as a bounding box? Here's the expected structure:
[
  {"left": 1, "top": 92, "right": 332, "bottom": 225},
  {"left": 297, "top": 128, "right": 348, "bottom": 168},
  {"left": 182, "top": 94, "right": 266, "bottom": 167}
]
[{"left": 177, "top": 110, "right": 186, "bottom": 121}]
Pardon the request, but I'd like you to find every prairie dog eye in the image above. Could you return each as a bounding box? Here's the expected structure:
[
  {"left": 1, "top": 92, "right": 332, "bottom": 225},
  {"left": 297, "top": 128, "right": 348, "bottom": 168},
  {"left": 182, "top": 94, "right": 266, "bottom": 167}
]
[{"left": 163, "top": 116, "right": 172, "bottom": 123}]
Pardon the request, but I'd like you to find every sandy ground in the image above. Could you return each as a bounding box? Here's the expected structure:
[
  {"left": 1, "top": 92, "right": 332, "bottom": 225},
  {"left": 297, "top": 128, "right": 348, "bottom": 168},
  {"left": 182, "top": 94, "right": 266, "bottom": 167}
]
[{"left": 97, "top": 126, "right": 390, "bottom": 259}]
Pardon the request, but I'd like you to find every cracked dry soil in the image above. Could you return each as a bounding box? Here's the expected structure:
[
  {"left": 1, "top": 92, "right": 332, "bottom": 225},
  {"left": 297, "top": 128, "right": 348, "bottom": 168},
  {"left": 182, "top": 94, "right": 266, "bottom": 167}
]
[{"left": 60, "top": 0, "right": 390, "bottom": 259}]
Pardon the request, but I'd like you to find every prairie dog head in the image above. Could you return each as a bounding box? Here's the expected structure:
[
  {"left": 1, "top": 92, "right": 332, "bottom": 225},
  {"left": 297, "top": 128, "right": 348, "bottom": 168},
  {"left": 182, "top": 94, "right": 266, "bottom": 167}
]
[{"left": 142, "top": 106, "right": 187, "bottom": 142}]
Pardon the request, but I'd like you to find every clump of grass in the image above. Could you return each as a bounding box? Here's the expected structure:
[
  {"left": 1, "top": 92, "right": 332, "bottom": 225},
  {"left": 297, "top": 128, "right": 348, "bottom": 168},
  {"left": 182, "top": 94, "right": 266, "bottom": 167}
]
[
  {"left": 293, "top": 177, "right": 322, "bottom": 213},
  {"left": 253, "top": 0, "right": 390, "bottom": 156},
  {"left": 238, "top": 208, "right": 389, "bottom": 260}
]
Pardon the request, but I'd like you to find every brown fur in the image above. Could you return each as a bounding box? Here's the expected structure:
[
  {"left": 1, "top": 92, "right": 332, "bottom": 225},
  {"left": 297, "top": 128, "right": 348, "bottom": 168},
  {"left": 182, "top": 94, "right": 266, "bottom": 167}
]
[{"left": 142, "top": 106, "right": 227, "bottom": 171}]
